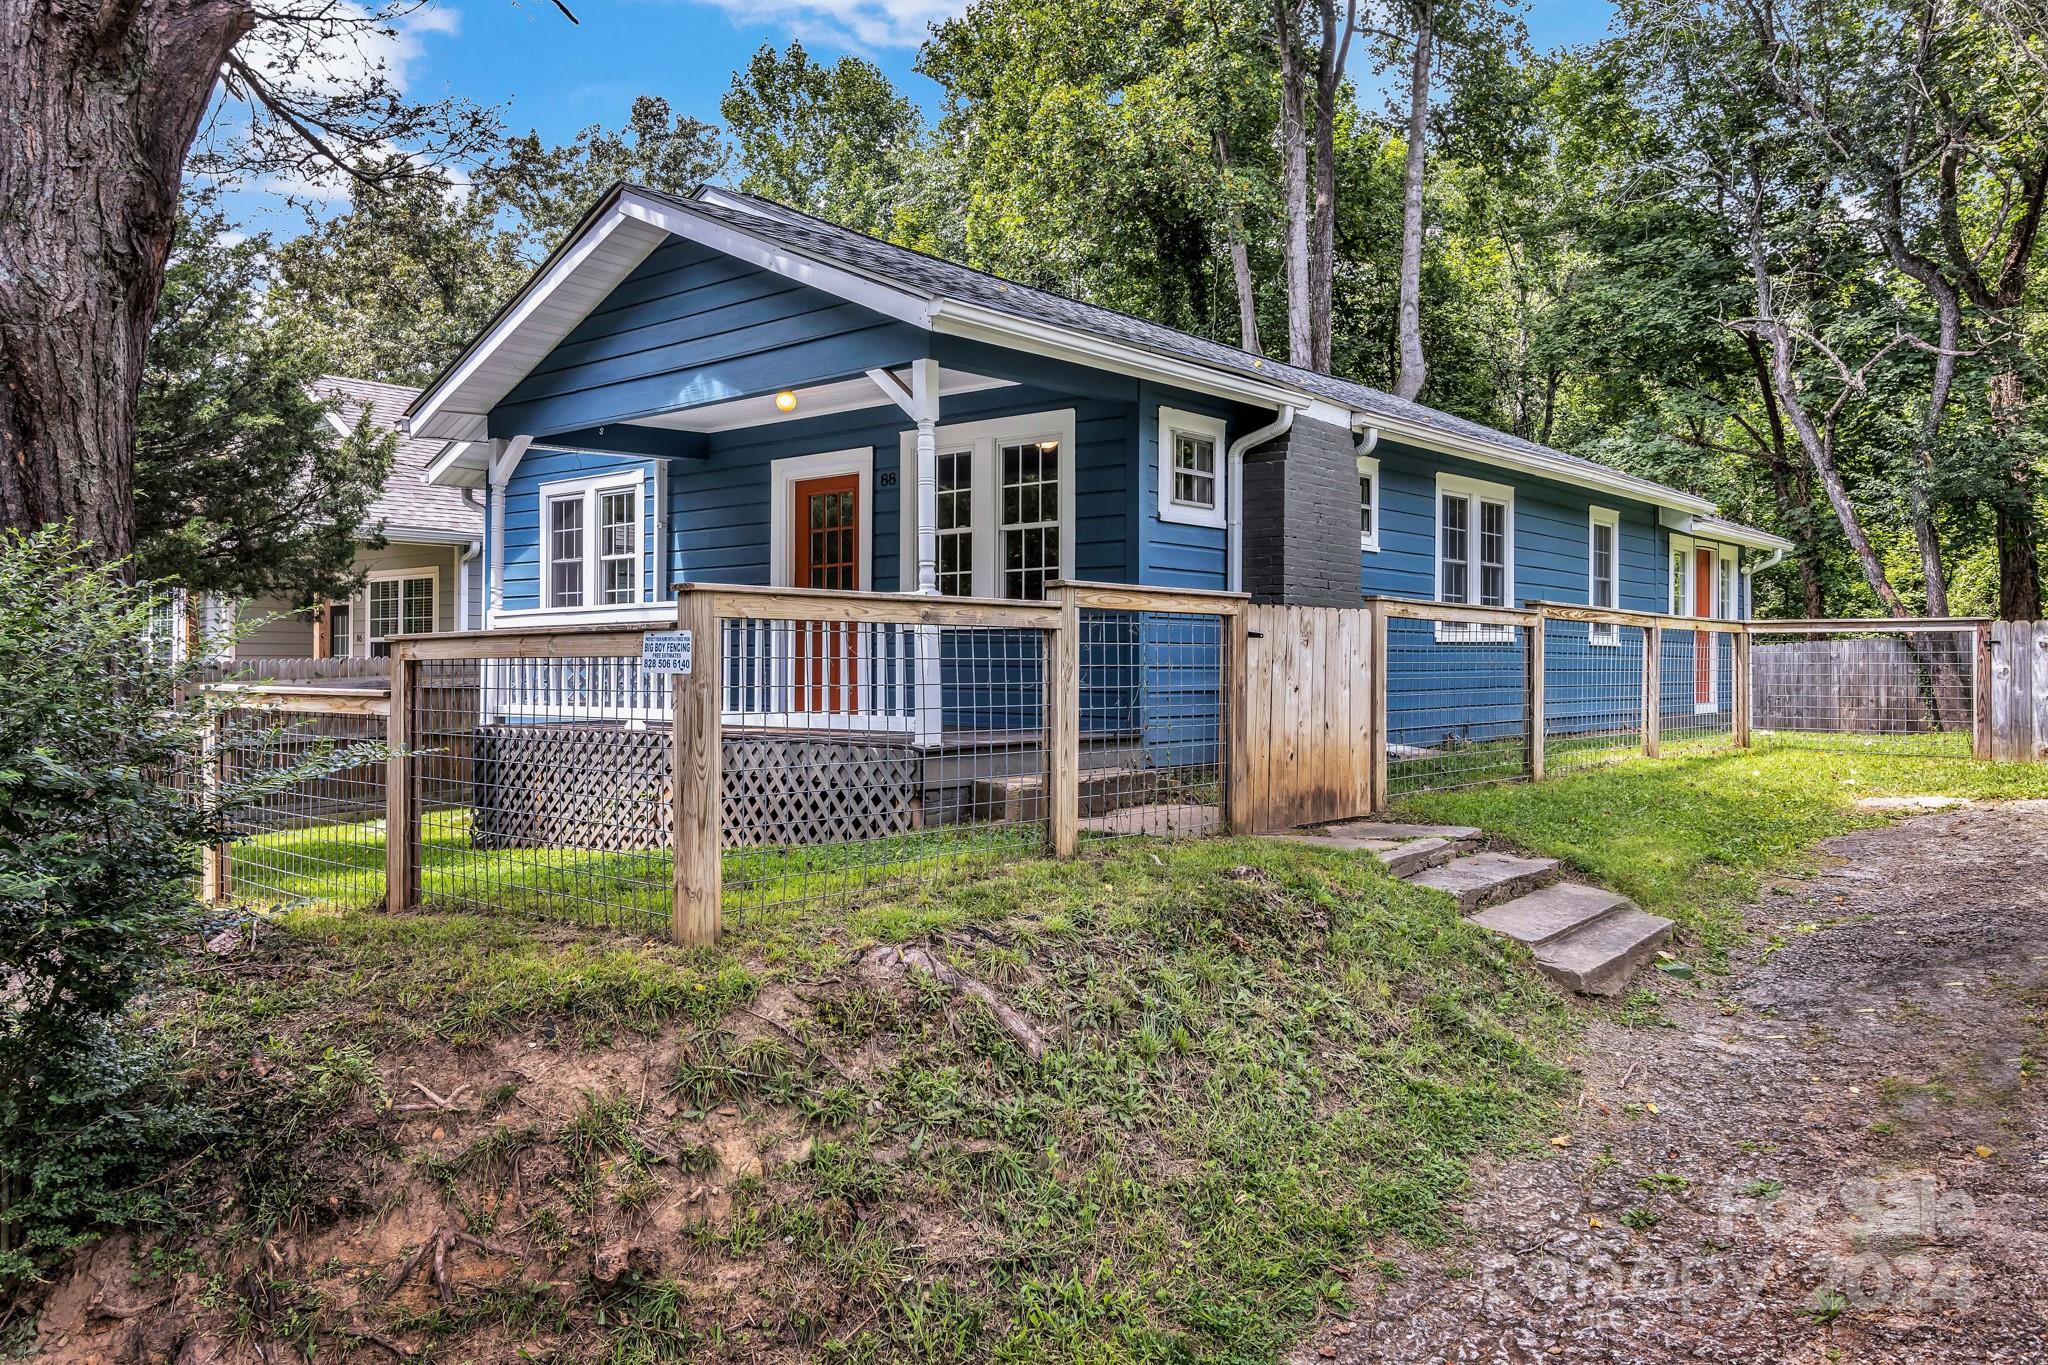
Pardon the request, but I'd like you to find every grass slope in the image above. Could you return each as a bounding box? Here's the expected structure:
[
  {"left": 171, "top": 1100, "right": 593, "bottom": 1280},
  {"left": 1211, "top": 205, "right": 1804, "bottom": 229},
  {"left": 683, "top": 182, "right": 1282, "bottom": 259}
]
[
  {"left": 90, "top": 837, "right": 1577, "bottom": 1364},
  {"left": 1399, "top": 742, "right": 2048, "bottom": 959}
]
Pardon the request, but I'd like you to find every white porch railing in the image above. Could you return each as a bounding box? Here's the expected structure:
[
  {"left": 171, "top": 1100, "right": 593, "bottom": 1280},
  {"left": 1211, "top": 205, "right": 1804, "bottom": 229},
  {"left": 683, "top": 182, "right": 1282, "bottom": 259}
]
[{"left": 478, "top": 622, "right": 940, "bottom": 743}]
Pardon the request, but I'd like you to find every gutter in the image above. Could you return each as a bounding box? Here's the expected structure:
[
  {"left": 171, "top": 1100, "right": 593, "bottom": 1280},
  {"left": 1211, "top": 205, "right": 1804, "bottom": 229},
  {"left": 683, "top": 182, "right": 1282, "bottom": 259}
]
[{"left": 1225, "top": 405, "right": 1297, "bottom": 593}]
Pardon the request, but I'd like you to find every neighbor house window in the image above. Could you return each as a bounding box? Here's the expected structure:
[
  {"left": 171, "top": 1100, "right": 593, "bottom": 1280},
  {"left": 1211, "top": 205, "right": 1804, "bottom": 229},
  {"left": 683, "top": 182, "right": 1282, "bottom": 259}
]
[
  {"left": 539, "top": 471, "right": 643, "bottom": 610},
  {"left": 1436, "top": 474, "right": 1514, "bottom": 641},
  {"left": 1157, "top": 407, "right": 1227, "bottom": 528},
  {"left": 367, "top": 572, "right": 435, "bottom": 655},
  {"left": 1589, "top": 507, "right": 1619, "bottom": 645},
  {"left": 1001, "top": 439, "right": 1061, "bottom": 601},
  {"left": 1358, "top": 455, "right": 1381, "bottom": 552},
  {"left": 936, "top": 448, "right": 973, "bottom": 598}
]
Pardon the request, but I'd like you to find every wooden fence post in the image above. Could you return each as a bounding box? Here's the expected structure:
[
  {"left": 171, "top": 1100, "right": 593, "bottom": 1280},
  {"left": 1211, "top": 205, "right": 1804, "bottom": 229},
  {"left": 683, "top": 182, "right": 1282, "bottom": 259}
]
[
  {"left": 199, "top": 710, "right": 230, "bottom": 903},
  {"left": 2033, "top": 623, "right": 2048, "bottom": 763},
  {"left": 1366, "top": 602, "right": 1389, "bottom": 812},
  {"left": 1973, "top": 622, "right": 1994, "bottom": 762},
  {"left": 1045, "top": 586, "right": 1079, "bottom": 857},
  {"left": 1642, "top": 623, "right": 1663, "bottom": 760},
  {"left": 384, "top": 643, "right": 416, "bottom": 913},
  {"left": 1222, "top": 602, "right": 1250, "bottom": 833},
  {"left": 1732, "top": 627, "right": 1753, "bottom": 749},
  {"left": 1525, "top": 613, "right": 1546, "bottom": 783},
  {"left": 672, "top": 589, "right": 723, "bottom": 945}
]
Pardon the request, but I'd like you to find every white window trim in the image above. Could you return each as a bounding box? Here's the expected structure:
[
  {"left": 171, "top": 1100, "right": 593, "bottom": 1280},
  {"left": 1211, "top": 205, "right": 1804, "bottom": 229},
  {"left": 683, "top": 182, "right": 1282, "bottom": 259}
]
[
  {"left": 1157, "top": 405, "right": 1227, "bottom": 528},
  {"left": 770, "top": 446, "right": 873, "bottom": 590},
  {"left": 898, "top": 408, "right": 1077, "bottom": 597},
  {"left": 1433, "top": 472, "right": 1516, "bottom": 643},
  {"left": 538, "top": 469, "right": 646, "bottom": 611},
  {"left": 1357, "top": 453, "right": 1381, "bottom": 553},
  {"left": 365, "top": 568, "right": 438, "bottom": 648},
  {"left": 1588, "top": 506, "right": 1620, "bottom": 646}
]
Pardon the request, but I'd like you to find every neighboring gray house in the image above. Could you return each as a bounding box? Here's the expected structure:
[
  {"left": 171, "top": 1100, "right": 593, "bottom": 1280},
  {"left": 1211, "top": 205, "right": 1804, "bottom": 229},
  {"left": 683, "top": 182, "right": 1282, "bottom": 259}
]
[{"left": 222, "top": 376, "right": 483, "bottom": 660}]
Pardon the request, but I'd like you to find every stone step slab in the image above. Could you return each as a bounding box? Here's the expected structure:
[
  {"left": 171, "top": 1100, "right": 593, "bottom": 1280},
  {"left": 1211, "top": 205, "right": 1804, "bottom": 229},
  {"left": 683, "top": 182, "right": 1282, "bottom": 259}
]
[
  {"left": 1408, "top": 853, "right": 1561, "bottom": 914},
  {"left": 1466, "top": 882, "right": 1634, "bottom": 947},
  {"left": 1533, "top": 909, "right": 1675, "bottom": 997}
]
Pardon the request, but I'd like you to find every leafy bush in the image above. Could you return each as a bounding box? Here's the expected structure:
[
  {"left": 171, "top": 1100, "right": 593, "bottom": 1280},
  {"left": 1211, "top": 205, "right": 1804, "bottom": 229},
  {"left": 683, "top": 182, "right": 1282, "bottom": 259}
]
[{"left": 0, "top": 529, "right": 365, "bottom": 1278}]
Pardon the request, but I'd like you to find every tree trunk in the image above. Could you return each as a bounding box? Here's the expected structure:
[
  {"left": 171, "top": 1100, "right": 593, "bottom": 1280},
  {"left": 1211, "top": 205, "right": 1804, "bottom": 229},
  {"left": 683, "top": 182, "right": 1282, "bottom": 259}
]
[
  {"left": 0, "top": 0, "right": 252, "bottom": 566},
  {"left": 1990, "top": 366, "right": 2044, "bottom": 620},
  {"left": 1272, "top": 0, "right": 1314, "bottom": 368},
  {"left": 1740, "top": 206, "right": 1909, "bottom": 617},
  {"left": 1306, "top": 0, "right": 1349, "bottom": 375},
  {"left": 1393, "top": 0, "right": 1432, "bottom": 402},
  {"left": 1213, "top": 132, "right": 1263, "bottom": 355}
]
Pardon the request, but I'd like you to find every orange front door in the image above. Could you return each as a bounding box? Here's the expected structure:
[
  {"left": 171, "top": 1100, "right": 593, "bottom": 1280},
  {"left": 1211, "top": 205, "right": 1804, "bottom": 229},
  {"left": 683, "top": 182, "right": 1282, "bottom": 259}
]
[
  {"left": 1694, "top": 547, "right": 1715, "bottom": 704},
  {"left": 792, "top": 475, "right": 859, "bottom": 713}
]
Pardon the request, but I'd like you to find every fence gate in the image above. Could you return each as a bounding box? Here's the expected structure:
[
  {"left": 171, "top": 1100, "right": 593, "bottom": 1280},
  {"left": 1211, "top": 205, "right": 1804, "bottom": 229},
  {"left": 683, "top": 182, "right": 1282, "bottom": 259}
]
[{"left": 1244, "top": 604, "right": 1377, "bottom": 832}]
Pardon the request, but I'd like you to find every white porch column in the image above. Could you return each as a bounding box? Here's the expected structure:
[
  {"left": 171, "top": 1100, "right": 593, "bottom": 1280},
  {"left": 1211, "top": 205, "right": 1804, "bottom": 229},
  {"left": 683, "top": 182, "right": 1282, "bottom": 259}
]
[
  {"left": 486, "top": 435, "right": 532, "bottom": 624},
  {"left": 911, "top": 359, "right": 940, "bottom": 596}
]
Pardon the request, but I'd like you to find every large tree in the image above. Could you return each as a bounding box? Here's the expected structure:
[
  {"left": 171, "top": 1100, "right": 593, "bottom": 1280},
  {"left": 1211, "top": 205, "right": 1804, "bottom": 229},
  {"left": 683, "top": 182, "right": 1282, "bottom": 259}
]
[
  {"left": 0, "top": 0, "right": 502, "bottom": 566},
  {"left": 136, "top": 205, "right": 392, "bottom": 600}
]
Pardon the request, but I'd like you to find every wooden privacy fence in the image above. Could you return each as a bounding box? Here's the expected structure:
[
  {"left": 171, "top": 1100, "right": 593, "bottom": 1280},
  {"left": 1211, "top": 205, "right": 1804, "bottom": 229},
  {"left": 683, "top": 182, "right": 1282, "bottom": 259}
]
[{"left": 1986, "top": 620, "right": 2048, "bottom": 763}]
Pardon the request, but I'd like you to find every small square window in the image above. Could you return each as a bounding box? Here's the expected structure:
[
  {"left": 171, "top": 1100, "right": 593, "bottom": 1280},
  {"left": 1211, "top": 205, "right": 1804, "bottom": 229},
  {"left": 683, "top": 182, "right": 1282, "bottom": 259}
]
[
  {"left": 1156, "top": 407, "right": 1226, "bottom": 528},
  {"left": 1172, "top": 431, "right": 1216, "bottom": 509}
]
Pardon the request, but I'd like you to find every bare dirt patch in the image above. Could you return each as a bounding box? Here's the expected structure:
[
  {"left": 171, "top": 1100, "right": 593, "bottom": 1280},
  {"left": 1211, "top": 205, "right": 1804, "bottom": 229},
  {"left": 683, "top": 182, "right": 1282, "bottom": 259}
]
[{"left": 1297, "top": 799, "right": 2048, "bottom": 1364}]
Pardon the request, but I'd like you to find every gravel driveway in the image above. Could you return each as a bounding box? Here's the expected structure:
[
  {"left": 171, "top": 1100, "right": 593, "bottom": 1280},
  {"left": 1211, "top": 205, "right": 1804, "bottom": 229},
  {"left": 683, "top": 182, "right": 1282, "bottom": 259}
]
[{"left": 1297, "top": 800, "right": 2048, "bottom": 1364}]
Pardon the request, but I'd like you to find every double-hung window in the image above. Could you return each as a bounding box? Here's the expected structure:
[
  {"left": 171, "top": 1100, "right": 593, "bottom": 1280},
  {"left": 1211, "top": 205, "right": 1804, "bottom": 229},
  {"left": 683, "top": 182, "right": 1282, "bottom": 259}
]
[
  {"left": 540, "top": 472, "right": 644, "bottom": 610},
  {"left": 1358, "top": 455, "right": 1380, "bottom": 552},
  {"left": 1435, "top": 474, "right": 1514, "bottom": 641},
  {"left": 1588, "top": 507, "right": 1620, "bottom": 645},
  {"left": 367, "top": 572, "right": 435, "bottom": 655},
  {"left": 899, "top": 409, "right": 1075, "bottom": 602},
  {"left": 1000, "top": 439, "right": 1061, "bottom": 601},
  {"left": 1157, "top": 407, "right": 1227, "bottom": 528}
]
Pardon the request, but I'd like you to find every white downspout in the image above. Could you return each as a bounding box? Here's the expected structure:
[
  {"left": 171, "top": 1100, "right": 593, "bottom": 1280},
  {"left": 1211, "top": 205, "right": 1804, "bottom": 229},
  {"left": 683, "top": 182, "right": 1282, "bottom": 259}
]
[{"left": 1225, "top": 405, "right": 1296, "bottom": 594}]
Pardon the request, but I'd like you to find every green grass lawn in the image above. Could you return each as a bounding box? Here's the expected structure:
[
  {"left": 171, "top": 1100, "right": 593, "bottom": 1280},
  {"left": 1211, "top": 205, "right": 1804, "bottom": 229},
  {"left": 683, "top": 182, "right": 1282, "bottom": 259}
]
[
  {"left": 1397, "top": 739, "right": 2048, "bottom": 960},
  {"left": 229, "top": 806, "right": 1047, "bottom": 930}
]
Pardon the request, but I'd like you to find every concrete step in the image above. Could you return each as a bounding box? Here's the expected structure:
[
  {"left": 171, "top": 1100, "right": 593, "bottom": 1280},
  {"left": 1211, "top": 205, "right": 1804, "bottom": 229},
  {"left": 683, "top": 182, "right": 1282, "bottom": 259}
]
[
  {"left": 1408, "top": 852, "right": 1561, "bottom": 914},
  {"left": 1376, "top": 836, "right": 1468, "bottom": 878},
  {"left": 971, "top": 767, "right": 1156, "bottom": 822},
  {"left": 1319, "top": 821, "right": 1480, "bottom": 843},
  {"left": 1533, "top": 908, "right": 1675, "bottom": 997},
  {"left": 1467, "top": 882, "right": 1633, "bottom": 948}
]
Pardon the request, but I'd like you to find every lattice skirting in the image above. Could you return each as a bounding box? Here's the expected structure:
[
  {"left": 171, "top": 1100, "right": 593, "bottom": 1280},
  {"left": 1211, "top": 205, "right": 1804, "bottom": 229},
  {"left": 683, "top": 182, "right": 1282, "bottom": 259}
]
[{"left": 469, "top": 725, "right": 921, "bottom": 852}]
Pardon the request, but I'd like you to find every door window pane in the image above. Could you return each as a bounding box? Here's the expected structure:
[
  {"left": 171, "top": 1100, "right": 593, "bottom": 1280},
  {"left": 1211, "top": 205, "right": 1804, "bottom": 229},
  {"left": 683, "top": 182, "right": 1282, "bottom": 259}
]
[{"left": 936, "top": 449, "right": 973, "bottom": 597}]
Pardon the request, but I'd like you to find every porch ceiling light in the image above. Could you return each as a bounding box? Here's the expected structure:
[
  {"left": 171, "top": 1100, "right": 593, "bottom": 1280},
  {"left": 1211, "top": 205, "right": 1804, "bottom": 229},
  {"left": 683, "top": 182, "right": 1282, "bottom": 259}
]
[{"left": 774, "top": 389, "right": 799, "bottom": 413}]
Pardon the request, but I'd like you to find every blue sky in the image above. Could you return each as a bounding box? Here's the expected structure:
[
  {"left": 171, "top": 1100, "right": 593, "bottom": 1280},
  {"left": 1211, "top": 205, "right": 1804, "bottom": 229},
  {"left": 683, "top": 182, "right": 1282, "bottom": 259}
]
[{"left": 221, "top": 0, "right": 1616, "bottom": 230}]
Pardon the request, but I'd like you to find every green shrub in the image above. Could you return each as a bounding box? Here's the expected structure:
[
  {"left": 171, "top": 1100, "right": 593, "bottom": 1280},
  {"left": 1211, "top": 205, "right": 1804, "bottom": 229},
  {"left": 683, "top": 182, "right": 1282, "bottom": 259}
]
[{"left": 0, "top": 529, "right": 368, "bottom": 1278}]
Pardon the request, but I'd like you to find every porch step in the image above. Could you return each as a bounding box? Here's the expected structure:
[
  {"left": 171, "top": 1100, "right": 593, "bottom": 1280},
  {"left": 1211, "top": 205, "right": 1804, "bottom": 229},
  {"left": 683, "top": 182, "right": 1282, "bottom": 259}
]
[
  {"left": 1375, "top": 836, "right": 1470, "bottom": 878},
  {"left": 1530, "top": 908, "right": 1675, "bottom": 997},
  {"left": 1466, "top": 882, "right": 1632, "bottom": 948},
  {"left": 970, "top": 766, "right": 1157, "bottom": 823},
  {"left": 1408, "top": 853, "right": 1560, "bottom": 914}
]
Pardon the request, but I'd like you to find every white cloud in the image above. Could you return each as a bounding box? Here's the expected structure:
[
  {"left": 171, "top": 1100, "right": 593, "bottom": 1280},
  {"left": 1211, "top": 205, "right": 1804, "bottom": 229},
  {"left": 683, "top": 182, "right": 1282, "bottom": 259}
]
[
  {"left": 240, "top": 1, "right": 461, "bottom": 103},
  {"left": 696, "top": 0, "right": 961, "bottom": 50}
]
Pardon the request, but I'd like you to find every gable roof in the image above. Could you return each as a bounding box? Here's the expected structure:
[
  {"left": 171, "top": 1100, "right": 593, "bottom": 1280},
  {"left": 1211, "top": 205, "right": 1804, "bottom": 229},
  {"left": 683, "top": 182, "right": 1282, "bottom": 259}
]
[
  {"left": 402, "top": 182, "right": 1789, "bottom": 552},
  {"left": 314, "top": 376, "right": 481, "bottom": 543}
]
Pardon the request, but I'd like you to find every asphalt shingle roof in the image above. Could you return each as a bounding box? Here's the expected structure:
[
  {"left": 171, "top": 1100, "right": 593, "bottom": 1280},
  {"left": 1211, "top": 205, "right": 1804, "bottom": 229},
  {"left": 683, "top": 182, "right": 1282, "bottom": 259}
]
[
  {"left": 668, "top": 186, "right": 1731, "bottom": 519},
  {"left": 314, "top": 376, "right": 482, "bottom": 541}
]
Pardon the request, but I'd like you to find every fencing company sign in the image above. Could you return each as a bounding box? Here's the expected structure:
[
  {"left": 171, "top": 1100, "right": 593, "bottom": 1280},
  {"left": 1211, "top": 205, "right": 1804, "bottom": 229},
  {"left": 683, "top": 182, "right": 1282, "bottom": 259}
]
[{"left": 641, "top": 630, "right": 693, "bottom": 676}]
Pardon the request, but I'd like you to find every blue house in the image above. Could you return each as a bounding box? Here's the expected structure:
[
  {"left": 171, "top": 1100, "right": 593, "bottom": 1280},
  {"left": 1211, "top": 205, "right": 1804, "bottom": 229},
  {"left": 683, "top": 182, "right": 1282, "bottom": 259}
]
[{"left": 407, "top": 183, "right": 1787, "bottom": 786}]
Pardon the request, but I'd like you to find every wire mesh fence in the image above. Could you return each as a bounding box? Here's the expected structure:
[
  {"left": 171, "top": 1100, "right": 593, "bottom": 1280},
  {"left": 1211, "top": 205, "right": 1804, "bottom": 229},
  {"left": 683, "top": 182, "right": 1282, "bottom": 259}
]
[
  {"left": 716, "top": 616, "right": 1050, "bottom": 915},
  {"left": 1751, "top": 624, "right": 1979, "bottom": 757},
  {"left": 1659, "top": 627, "right": 1738, "bottom": 752},
  {"left": 212, "top": 694, "right": 389, "bottom": 911},
  {"left": 1382, "top": 608, "right": 1534, "bottom": 798},
  {"left": 403, "top": 652, "right": 676, "bottom": 929},
  {"left": 1541, "top": 617, "right": 1646, "bottom": 776},
  {"left": 1073, "top": 607, "right": 1227, "bottom": 840}
]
